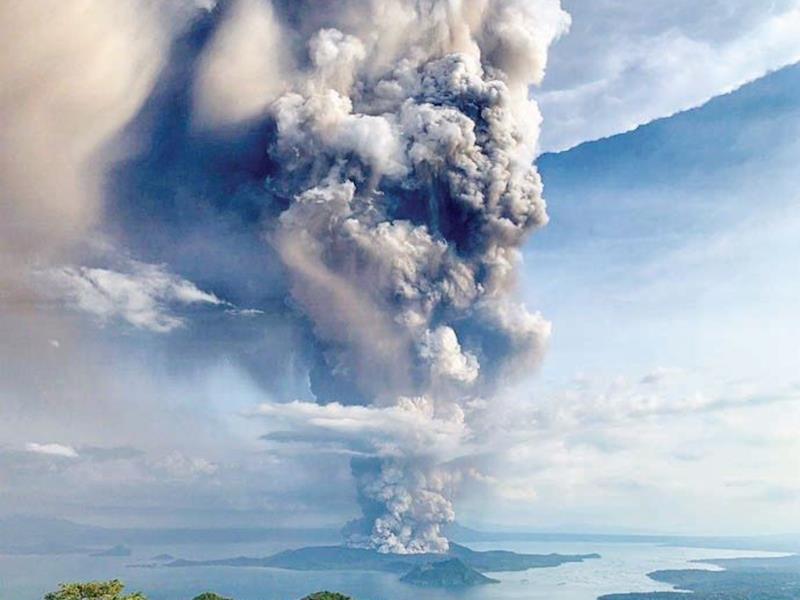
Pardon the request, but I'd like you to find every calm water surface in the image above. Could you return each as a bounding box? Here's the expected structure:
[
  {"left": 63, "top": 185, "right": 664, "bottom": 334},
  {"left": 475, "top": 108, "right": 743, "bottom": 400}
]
[{"left": 0, "top": 539, "right": 786, "bottom": 600}]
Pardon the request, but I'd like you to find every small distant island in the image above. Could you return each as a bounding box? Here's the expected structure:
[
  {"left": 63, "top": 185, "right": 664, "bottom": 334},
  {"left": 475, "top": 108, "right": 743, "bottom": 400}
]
[
  {"left": 151, "top": 553, "right": 175, "bottom": 561},
  {"left": 400, "top": 558, "right": 499, "bottom": 587},
  {"left": 90, "top": 544, "right": 132, "bottom": 557},
  {"left": 166, "top": 541, "right": 600, "bottom": 588},
  {"left": 600, "top": 554, "right": 800, "bottom": 599},
  {"left": 127, "top": 553, "right": 179, "bottom": 569}
]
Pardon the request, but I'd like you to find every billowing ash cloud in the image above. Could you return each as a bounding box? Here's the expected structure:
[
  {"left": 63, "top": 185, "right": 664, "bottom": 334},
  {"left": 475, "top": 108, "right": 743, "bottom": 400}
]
[
  {"left": 2, "top": 0, "right": 568, "bottom": 553},
  {"left": 239, "top": 0, "right": 567, "bottom": 553}
]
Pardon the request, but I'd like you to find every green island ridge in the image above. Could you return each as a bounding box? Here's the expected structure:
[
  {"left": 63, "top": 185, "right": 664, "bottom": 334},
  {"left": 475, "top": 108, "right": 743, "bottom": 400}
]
[
  {"left": 600, "top": 554, "right": 800, "bottom": 599},
  {"left": 161, "top": 541, "right": 599, "bottom": 587},
  {"left": 399, "top": 558, "right": 500, "bottom": 586}
]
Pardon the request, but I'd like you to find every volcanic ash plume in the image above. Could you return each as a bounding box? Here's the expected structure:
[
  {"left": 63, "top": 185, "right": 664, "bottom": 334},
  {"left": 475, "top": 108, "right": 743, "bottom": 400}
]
[
  {"left": 1, "top": 0, "right": 566, "bottom": 550},
  {"left": 211, "top": 0, "right": 569, "bottom": 553}
]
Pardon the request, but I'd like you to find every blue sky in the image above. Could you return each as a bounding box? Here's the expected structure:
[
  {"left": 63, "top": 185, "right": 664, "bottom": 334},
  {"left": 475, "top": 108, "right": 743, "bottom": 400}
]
[
  {"left": 1, "top": 0, "right": 799, "bottom": 536},
  {"left": 538, "top": 0, "right": 800, "bottom": 151},
  {"left": 531, "top": 62, "right": 800, "bottom": 382},
  {"left": 463, "top": 63, "right": 800, "bottom": 534}
]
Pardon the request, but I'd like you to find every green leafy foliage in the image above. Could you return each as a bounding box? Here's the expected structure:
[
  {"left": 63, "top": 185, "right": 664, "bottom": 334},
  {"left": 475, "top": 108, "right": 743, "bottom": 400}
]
[
  {"left": 41, "top": 581, "right": 362, "bottom": 600},
  {"left": 43, "top": 580, "right": 146, "bottom": 600}
]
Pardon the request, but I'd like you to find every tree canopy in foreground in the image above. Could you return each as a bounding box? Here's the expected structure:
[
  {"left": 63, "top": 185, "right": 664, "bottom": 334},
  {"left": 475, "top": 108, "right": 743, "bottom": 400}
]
[
  {"left": 44, "top": 580, "right": 146, "bottom": 600},
  {"left": 43, "top": 580, "right": 354, "bottom": 600}
]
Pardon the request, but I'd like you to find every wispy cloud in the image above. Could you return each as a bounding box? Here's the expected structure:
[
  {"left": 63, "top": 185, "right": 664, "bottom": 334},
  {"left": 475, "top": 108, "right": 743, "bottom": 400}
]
[
  {"left": 639, "top": 367, "right": 685, "bottom": 386},
  {"left": 25, "top": 442, "right": 78, "bottom": 459},
  {"left": 153, "top": 452, "right": 219, "bottom": 480},
  {"left": 251, "top": 398, "right": 468, "bottom": 461},
  {"left": 520, "top": 378, "right": 800, "bottom": 432},
  {"left": 42, "top": 261, "right": 226, "bottom": 332},
  {"left": 540, "top": 0, "right": 800, "bottom": 150}
]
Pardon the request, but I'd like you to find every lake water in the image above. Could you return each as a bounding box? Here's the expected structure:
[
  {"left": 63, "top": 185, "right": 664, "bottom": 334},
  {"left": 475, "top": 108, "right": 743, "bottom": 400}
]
[{"left": 0, "top": 539, "right": 786, "bottom": 600}]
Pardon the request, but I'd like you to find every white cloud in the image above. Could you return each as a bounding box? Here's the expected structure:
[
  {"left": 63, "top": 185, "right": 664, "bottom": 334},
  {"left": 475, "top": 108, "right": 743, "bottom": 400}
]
[
  {"left": 515, "top": 377, "right": 800, "bottom": 433},
  {"left": 25, "top": 442, "right": 78, "bottom": 459},
  {"left": 464, "top": 468, "right": 538, "bottom": 502},
  {"left": 43, "top": 261, "right": 226, "bottom": 332},
  {"left": 539, "top": 1, "right": 800, "bottom": 150},
  {"left": 639, "top": 367, "right": 684, "bottom": 386},
  {"left": 153, "top": 452, "right": 219, "bottom": 479},
  {"left": 455, "top": 371, "right": 800, "bottom": 533},
  {"left": 251, "top": 398, "right": 467, "bottom": 460}
]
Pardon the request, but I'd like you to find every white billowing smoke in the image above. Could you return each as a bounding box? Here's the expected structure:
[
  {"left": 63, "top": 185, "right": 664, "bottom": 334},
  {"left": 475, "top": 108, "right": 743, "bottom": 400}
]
[{"left": 202, "top": 0, "right": 568, "bottom": 553}]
